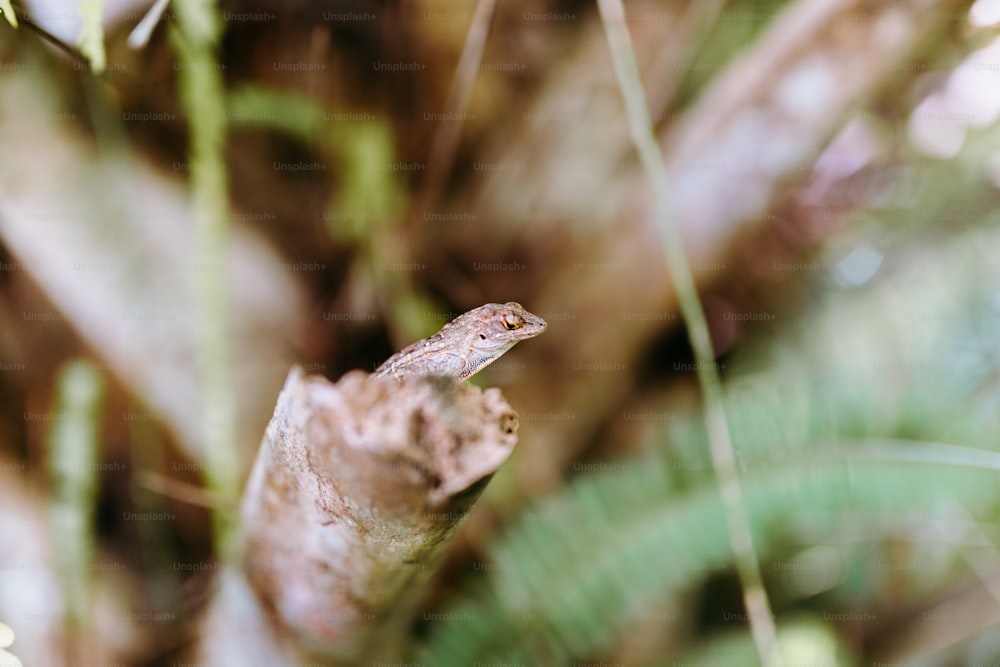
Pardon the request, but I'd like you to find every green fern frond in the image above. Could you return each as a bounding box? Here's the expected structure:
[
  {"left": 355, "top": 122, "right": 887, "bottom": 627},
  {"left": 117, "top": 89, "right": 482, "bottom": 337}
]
[
  {"left": 418, "top": 442, "right": 1000, "bottom": 665},
  {"left": 417, "top": 225, "right": 1000, "bottom": 663}
]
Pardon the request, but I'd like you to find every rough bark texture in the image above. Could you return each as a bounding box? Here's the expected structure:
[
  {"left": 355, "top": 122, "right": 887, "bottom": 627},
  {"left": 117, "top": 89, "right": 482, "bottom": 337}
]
[{"left": 202, "top": 367, "right": 519, "bottom": 664}]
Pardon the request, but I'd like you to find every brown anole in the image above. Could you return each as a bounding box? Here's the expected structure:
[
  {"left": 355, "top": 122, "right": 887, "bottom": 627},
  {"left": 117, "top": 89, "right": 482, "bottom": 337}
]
[{"left": 373, "top": 302, "right": 547, "bottom": 380}]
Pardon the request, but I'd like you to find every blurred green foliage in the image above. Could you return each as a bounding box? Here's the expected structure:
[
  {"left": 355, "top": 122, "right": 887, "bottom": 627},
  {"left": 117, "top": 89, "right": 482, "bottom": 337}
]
[
  {"left": 227, "top": 84, "right": 404, "bottom": 242},
  {"left": 418, "top": 195, "right": 1000, "bottom": 664},
  {"left": 48, "top": 360, "right": 104, "bottom": 630}
]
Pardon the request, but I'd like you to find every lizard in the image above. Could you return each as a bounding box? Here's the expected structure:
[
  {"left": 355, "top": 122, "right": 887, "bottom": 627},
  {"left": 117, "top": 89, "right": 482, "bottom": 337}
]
[{"left": 373, "top": 302, "right": 547, "bottom": 380}]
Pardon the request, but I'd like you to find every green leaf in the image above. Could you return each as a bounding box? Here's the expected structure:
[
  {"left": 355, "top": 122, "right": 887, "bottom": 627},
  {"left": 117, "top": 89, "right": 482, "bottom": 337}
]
[
  {"left": 48, "top": 360, "right": 104, "bottom": 628},
  {"left": 0, "top": 0, "right": 17, "bottom": 29},
  {"left": 227, "top": 84, "right": 403, "bottom": 241},
  {"left": 77, "top": 0, "right": 106, "bottom": 74}
]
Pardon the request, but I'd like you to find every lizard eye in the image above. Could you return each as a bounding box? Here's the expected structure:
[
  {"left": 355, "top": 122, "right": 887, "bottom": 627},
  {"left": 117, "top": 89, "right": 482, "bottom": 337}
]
[{"left": 502, "top": 317, "right": 522, "bottom": 331}]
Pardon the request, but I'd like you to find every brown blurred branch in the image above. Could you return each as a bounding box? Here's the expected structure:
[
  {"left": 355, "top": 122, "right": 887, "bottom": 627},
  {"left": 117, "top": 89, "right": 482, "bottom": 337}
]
[
  {"left": 0, "top": 75, "right": 306, "bottom": 469},
  {"left": 432, "top": 0, "right": 974, "bottom": 490}
]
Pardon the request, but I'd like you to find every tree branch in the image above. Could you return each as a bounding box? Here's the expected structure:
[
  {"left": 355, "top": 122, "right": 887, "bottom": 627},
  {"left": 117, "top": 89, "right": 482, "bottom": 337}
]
[{"left": 199, "top": 367, "right": 520, "bottom": 664}]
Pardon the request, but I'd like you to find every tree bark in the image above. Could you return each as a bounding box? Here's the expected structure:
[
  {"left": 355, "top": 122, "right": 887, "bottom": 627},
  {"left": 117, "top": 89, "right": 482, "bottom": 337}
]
[{"left": 199, "top": 367, "right": 520, "bottom": 665}]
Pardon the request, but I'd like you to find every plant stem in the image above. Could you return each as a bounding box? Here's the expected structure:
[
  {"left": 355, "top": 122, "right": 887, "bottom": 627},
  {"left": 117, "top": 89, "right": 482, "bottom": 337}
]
[
  {"left": 596, "top": 2, "right": 781, "bottom": 664},
  {"left": 171, "top": 0, "right": 238, "bottom": 552}
]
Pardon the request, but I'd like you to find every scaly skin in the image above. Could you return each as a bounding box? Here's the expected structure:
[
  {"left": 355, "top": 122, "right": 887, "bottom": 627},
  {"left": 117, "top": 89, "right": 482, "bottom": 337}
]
[{"left": 373, "top": 302, "right": 547, "bottom": 380}]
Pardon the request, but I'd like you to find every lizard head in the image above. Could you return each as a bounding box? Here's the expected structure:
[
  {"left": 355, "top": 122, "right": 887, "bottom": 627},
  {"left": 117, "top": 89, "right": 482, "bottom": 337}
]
[
  {"left": 451, "top": 302, "right": 547, "bottom": 379},
  {"left": 491, "top": 302, "right": 547, "bottom": 342}
]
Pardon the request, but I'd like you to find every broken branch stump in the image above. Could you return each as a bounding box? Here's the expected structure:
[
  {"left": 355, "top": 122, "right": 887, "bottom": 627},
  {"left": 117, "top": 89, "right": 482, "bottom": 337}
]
[{"left": 199, "top": 367, "right": 520, "bottom": 665}]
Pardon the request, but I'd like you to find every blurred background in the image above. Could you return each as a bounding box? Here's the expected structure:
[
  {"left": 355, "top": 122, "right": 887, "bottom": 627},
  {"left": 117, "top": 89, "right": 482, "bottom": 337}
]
[{"left": 3, "top": 0, "right": 1000, "bottom": 665}]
